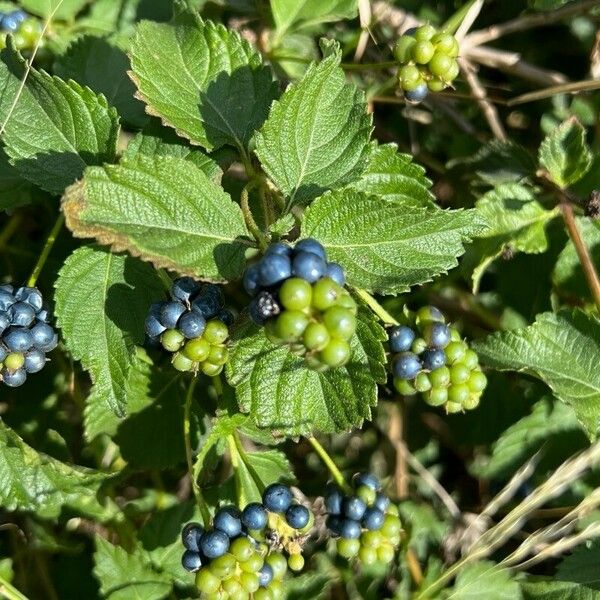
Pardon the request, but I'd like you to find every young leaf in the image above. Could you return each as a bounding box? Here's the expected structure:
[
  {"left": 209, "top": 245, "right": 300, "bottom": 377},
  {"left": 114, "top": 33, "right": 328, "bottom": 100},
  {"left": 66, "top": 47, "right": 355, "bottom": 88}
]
[
  {"left": 473, "top": 310, "right": 600, "bottom": 440},
  {"left": 62, "top": 155, "right": 251, "bottom": 281},
  {"left": 555, "top": 540, "right": 600, "bottom": 591},
  {"left": 54, "top": 247, "right": 164, "bottom": 438},
  {"left": 0, "top": 43, "right": 119, "bottom": 195},
  {"left": 464, "top": 183, "right": 558, "bottom": 292},
  {"left": 347, "top": 143, "right": 435, "bottom": 209},
  {"left": 521, "top": 579, "right": 596, "bottom": 600},
  {"left": 93, "top": 537, "right": 172, "bottom": 600},
  {"left": 450, "top": 561, "right": 522, "bottom": 600},
  {"left": 255, "top": 46, "right": 372, "bottom": 207},
  {"left": 130, "top": 7, "right": 278, "bottom": 151},
  {"left": 54, "top": 35, "right": 148, "bottom": 129},
  {"left": 226, "top": 307, "right": 386, "bottom": 438},
  {"left": 539, "top": 117, "right": 592, "bottom": 188},
  {"left": 20, "top": 0, "right": 89, "bottom": 20},
  {"left": 301, "top": 189, "right": 485, "bottom": 295}
]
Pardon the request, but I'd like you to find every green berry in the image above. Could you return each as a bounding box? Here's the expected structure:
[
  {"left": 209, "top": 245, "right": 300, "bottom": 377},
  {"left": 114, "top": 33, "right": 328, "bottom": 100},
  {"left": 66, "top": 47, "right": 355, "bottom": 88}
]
[
  {"left": 323, "top": 306, "right": 356, "bottom": 340},
  {"left": 412, "top": 41, "right": 435, "bottom": 64},
  {"left": 463, "top": 395, "right": 481, "bottom": 410},
  {"left": 446, "top": 60, "right": 460, "bottom": 81},
  {"left": 411, "top": 337, "right": 428, "bottom": 354},
  {"left": 204, "top": 320, "right": 229, "bottom": 344},
  {"left": 172, "top": 352, "right": 194, "bottom": 372},
  {"left": 446, "top": 401, "right": 463, "bottom": 414},
  {"left": 356, "top": 485, "right": 377, "bottom": 506},
  {"left": 448, "top": 383, "right": 470, "bottom": 404},
  {"left": 468, "top": 370, "right": 487, "bottom": 393},
  {"left": 254, "top": 588, "right": 273, "bottom": 600},
  {"left": 394, "top": 35, "right": 417, "bottom": 63},
  {"left": 230, "top": 537, "right": 254, "bottom": 562},
  {"left": 209, "top": 553, "right": 236, "bottom": 578},
  {"left": 398, "top": 64, "right": 421, "bottom": 90},
  {"left": 240, "top": 572, "right": 260, "bottom": 593},
  {"left": 425, "top": 386, "right": 448, "bottom": 406},
  {"left": 195, "top": 567, "right": 221, "bottom": 593},
  {"left": 428, "top": 366, "right": 450, "bottom": 387},
  {"left": 319, "top": 339, "right": 351, "bottom": 368},
  {"left": 161, "top": 329, "right": 184, "bottom": 352},
  {"left": 394, "top": 377, "right": 416, "bottom": 396},
  {"left": 266, "top": 553, "right": 287, "bottom": 579},
  {"left": 445, "top": 341, "right": 466, "bottom": 364},
  {"left": 4, "top": 352, "right": 24, "bottom": 371},
  {"left": 377, "top": 544, "right": 396, "bottom": 564},
  {"left": 432, "top": 32, "right": 458, "bottom": 56},
  {"left": 279, "top": 278, "right": 312, "bottom": 311},
  {"left": 427, "top": 77, "right": 447, "bottom": 92},
  {"left": 208, "top": 345, "right": 228, "bottom": 365},
  {"left": 362, "top": 530, "right": 383, "bottom": 547},
  {"left": 303, "top": 322, "right": 330, "bottom": 351},
  {"left": 288, "top": 553, "right": 305, "bottom": 571},
  {"left": 240, "top": 552, "right": 263, "bottom": 573},
  {"left": 274, "top": 310, "right": 309, "bottom": 342},
  {"left": 183, "top": 338, "right": 210, "bottom": 362},
  {"left": 450, "top": 363, "right": 470, "bottom": 385},
  {"left": 222, "top": 577, "right": 244, "bottom": 596},
  {"left": 201, "top": 362, "right": 223, "bottom": 376},
  {"left": 358, "top": 546, "right": 378, "bottom": 565},
  {"left": 337, "top": 293, "right": 357, "bottom": 313},
  {"left": 463, "top": 349, "right": 479, "bottom": 370},
  {"left": 269, "top": 580, "right": 285, "bottom": 599},
  {"left": 414, "top": 372, "right": 432, "bottom": 392},
  {"left": 429, "top": 52, "right": 453, "bottom": 78},
  {"left": 381, "top": 514, "right": 402, "bottom": 537},
  {"left": 415, "top": 24, "right": 436, "bottom": 41},
  {"left": 337, "top": 538, "right": 360, "bottom": 558},
  {"left": 311, "top": 277, "right": 341, "bottom": 311},
  {"left": 416, "top": 306, "right": 445, "bottom": 326}
]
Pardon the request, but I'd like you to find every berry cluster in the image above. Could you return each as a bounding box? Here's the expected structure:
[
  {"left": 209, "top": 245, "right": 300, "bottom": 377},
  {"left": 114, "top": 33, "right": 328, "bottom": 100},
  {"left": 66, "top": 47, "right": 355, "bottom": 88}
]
[
  {"left": 181, "top": 484, "right": 311, "bottom": 598},
  {"left": 325, "top": 473, "right": 401, "bottom": 565},
  {"left": 0, "top": 9, "right": 42, "bottom": 53},
  {"left": 394, "top": 24, "right": 459, "bottom": 103},
  {"left": 145, "top": 278, "right": 233, "bottom": 376},
  {"left": 390, "top": 306, "right": 487, "bottom": 413},
  {"left": 0, "top": 284, "right": 57, "bottom": 388},
  {"left": 243, "top": 239, "right": 357, "bottom": 370}
]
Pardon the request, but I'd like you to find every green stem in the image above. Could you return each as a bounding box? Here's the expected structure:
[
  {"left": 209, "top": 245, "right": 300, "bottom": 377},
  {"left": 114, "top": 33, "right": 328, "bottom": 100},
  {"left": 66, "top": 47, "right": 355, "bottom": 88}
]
[
  {"left": 227, "top": 435, "right": 245, "bottom": 507},
  {"left": 355, "top": 289, "right": 399, "bottom": 326},
  {"left": 307, "top": 437, "right": 350, "bottom": 493},
  {"left": 184, "top": 378, "right": 211, "bottom": 527},
  {"left": 157, "top": 268, "right": 172, "bottom": 292},
  {"left": 442, "top": 0, "right": 480, "bottom": 34},
  {"left": 0, "top": 212, "right": 23, "bottom": 249},
  {"left": 0, "top": 575, "right": 30, "bottom": 600},
  {"left": 241, "top": 184, "right": 268, "bottom": 251},
  {"left": 232, "top": 430, "right": 266, "bottom": 495},
  {"left": 26, "top": 213, "right": 64, "bottom": 288}
]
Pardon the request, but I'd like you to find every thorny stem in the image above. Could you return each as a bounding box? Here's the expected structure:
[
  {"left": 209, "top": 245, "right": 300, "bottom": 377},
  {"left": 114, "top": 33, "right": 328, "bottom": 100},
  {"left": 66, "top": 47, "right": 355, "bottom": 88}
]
[
  {"left": 26, "top": 213, "right": 65, "bottom": 288},
  {"left": 184, "top": 378, "right": 211, "bottom": 527},
  {"left": 241, "top": 184, "right": 269, "bottom": 251},
  {"left": 307, "top": 437, "right": 351, "bottom": 493},
  {"left": 355, "top": 289, "right": 399, "bottom": 325}
]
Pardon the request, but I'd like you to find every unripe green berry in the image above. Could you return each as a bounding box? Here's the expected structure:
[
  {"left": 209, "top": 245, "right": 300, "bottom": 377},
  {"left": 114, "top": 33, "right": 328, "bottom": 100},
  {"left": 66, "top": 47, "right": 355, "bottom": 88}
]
[
  {"left": 362, "top": 530, "right": 383, "bottom": 547},
  {"left": 266, "top": 553, "right": 288, "bottom": 579},
  {"left": 208, "top": 344, "right": 228, "bottom": 365},
  {"left": 240, "top": 571, "right": 260, "bottom": 593},
  {"left": 269, "top": 580, "right": 285, "bottom": 599},
  {"left": 323, "top": 306, "right": 356, "bottom": 340},
  {"left": 358, "top": 546, "right": 378, "bottom": 565},
  {"left": 204, "top": 320, "right": 228, "bottom": 345},
  {"left": 210, "top": 553, "right": 236, "bottom": 578},
  {"left": 356, "top": 484, "right": 377, "bottom": 505},
  {"left": 398, "top": 64, "right": 421, "bottom": 89},
  {"left": 319, "top": 339, "right": 350, "bottom": 367},
  {"left": 425, "top": 386, "right": 448, "bottom": 407},
  {"left": 312, "top": 277, "right": 342, "bottom": 311},
  {"left": 448, "top": 383, "right": 470, "bottom": 404},
  {"left": 183, "top": 337, "right": 210, "bottom": 362},
  {"left": 172, "top": 352, "right": 194, "bottom": 372},
  {"left": 428, "top": 365, "right": 450, "bottom": 387},
  {"left": 394, "top": 377, "right": 416, "bottom": 396},
  {"left": 279, "top": 277, "right": 312, "bottom": 311},
  {"left": 337, "top": 538, "right": 360, "bottom": 558},
  {"left": 450, "top": 363, "right": 470, "bottom": 385},
  {"left": 411, "top": 337, "right": 428, "bottom": 354},
  {"left": 377, "top": 543, "right": 395, "bottom": 564},
  {"left": 412, "top": 41, "right": 435, "bottom": 64},
  {"left": 201, "top": 362, "right": 223, "bottom": 376},
  {"left": 446, "top": 401, "right": 463, "bottom": 414},
  {"left": 337, "top": 293, "right": 357, "bottom": 313},
  {"left": 275, "top": 310, "right": 309, "bottom": 342},
  {"left": 254, "top": 588, "right": 273, "bottom": 600},
  {"left": 429, "top": 52, "right": 454, "bottom": 78},
  {"left": 446, "top": 60, "right": 460, "bottom": 81},
  {"left": 230, "top": 537, "right": 254, "bottom": 562},
  {"left": 427, "top": 77, "right": 447, "bottom": 92},
  {"left": 195, "top": 568, "right": 221, "bottom": 593},
  {"left": 394, "top": 35, "right": 416, "bottom": 63},
  {"left": 303, "top": 322, "right": 330, "bottom": 351},
  {"left": 381, "top": 514, "right": 402, "bottom": 537},
  {"left": 4, "top": 352, "right": 24, "bottom": 371},
  {"left": 445, "top": 341, "right": 466, "bottom": 364},
  {"left": 414, "top": 371, "right": 432, "bottom": 392},
  {"left": 288, "top": 553, "right": 304, "bottom": 571},
  {"left": 161, "top": 329, "right": 184, "bottom": 352},
  {"left": 468, "top": 370, "right": 487, "bottom": 393},
  {"left": 463, "top": 395, "right": 481, "bottom": 410},
  {"left": 463, "top": 349, "right": 479, "bottom": 370},
  {"left": 432, "top": 32, "right": 459, "bottom": 56},
  {"left": 240, "top": 552, "right": 263, "bottom": 573},
  {"left": 415, "top": 24, "right": 436, "bottom": 41}
]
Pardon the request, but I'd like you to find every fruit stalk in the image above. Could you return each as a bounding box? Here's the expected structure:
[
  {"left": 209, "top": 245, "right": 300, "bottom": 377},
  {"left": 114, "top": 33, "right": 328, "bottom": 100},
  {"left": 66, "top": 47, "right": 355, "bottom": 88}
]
[
  {"left": 355, "top": 289, "right": 398, "bottom": 325},
  {"left": 240, "top": 184, "right": 268, "bottom": 251},
  {"left": 307, "top": 436, "right": 350, "bottom": 493},
  {"left": 26, "top": 213, "right": 64, "bottom": 288}
]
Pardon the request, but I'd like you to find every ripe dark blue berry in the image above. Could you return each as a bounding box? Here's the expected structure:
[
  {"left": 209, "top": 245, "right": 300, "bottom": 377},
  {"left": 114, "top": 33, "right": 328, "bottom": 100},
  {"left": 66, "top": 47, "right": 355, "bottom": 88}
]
[
  {"left": 170, "top": 277, "right": 199, "bottom": 302},
  {"left": 326, "top": 515, "right": 343, "bottom": 536},
  {"left": 181, "top": 523, "right": 203, "bottom": 552},
  {"left": 181, "top": 550, "right": 203, "bottom": 572},
  {"left": 200, "top": 530, "right": 230, "bottom": 559},
  {"left": 294, "top": 238, "right": 327, "bottom": 261},
  {"left": 14, "top": 287, "right": 43, "bottom": 312},
  {"left": 0, "top": 312, "right": 9, "bottom": 335},
  {"left": 393, "top": 352, "right": 422, "bottom": 380},
  {"left": 424, "top": 322, "right": 451, "bottom": 349},
  {"left": 362, "top": 507, "right": 385, "bottom": 530},
  {"left": 243, "top": 263, "right": 261, "bottom": 297},
  {"left": 9, "top": 302, "right": 35, "bottom": 327},
  {"left": 178, "top": 311, "right": 206, "bottom": 339},
  {"left": 258, "top": 563, "right": 274, "bottom": 587},
  {"left": 265, "top": 242, "right": 292, "bottom": 257},
  {"left": 389, "top": 326, "right": 415, "bottom": 353},
  {"left": 2, "top": 368, "right": 26, "bottom": 387},
  {"left": 292, "top": 252, "right": 327, "bottom": 283},
  {"left": 241, "top": 502, "right": 268, "bottom": 530},
  {"left": 262, "top": 483, "right": 293, "bottom": 513},
  {"left": 405, "top": 83, "right": 428, "bottom": 103},
  {"left": 145, "top": 303, "right": 166, "bottom": 339},
  {"left": 285, "top": 504, "right": 310, "bottom": 529},
  {"left": 422, "top": 348, "right": 446, "bottom": 371},
  {"left": 192, "top": 286, "right": 223, "bottom": 318},
  {"left": 342, "top": 496, "right": 367, "bottom": 521},
  {"left": 374, "top": 493, "right": 390, "bottom": 513},
  {"left": 0, "top": 291, "right": 15, "bottom": 311},
  {"left": 259, "top": 254, "right": 292, "bottom": 287},
  {"left": 160, "top": 301, "right": 186, "bottom": 329},
  {"left": 4, "top": 328, "right": 33, "bottom": 352},
  {"left": 217, "top": 309, "right": 234, "bottom": 327},
  {"left": 340, "top": 519, "right": 361, "bottom": 539},
  {"left": 352, "top": 472, "right": 381, "bottom": 491},
  {"left": 325, "top": 484, "right": 343, "bottom": 515},
  {"left": 31, "top": 322, "right": 56, "bottom": 350},
  {"left": 24, "top": 349, "right": 45, "bottom": 374},
  {"left": 326, "top": 262, "right": 345, "bottom": 286},
  {"left": 213, "top": 506, "right": 242, "bottom": 538}
]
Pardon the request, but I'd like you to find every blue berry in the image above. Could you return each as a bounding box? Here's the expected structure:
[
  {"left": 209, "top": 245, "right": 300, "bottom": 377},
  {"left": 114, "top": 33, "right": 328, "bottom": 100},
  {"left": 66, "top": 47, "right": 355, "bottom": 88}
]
[
  {"left": 213, "top": 506, "right": 242, "bottom": 538},
  {"left": 405, "top": 84, "right": 428, "bottom": 103},
  {"left": 292, "top": 252, "right": 327, "bottom": 283},
  {"left": 362, "top": 507, "right": 385, "bottom": 530},
  {"left": 342, "top": 496, "right": 367, "bottom": 521},
  {"left": 243, "top": 264, "right": 261, "bottom": 297},
  {"left": 0, "top": 345, "right": 7, "bottom": 361},
  {"left": 389, "top": 326, "right": 415, "bottom": 353},
  {"left": 0, "top": 291, "right": 15, "bottom": 311},
  {"left": 181, "top": 523, "right": 203, "bottom": 552},
  {"left": 14, "top": 287, "right": 43, "bottom": 312},
  {"left": 258, "top": 563, "right": 274, "bottom": 587},
  {"left": 9, "top": 302, "right": 35, "bottom": 327},
  {"left": 326, "top": 262, "right": 345, "bottom": 286},
  {"left": 30, "top": 322, "right": 56, "bottom": 350},
  {"left": 36, "top": 305, "right": 51, "bottom": 323},
  {"left": 326, "top": 515, "right": 343, "bottom": 536},
  {"left": 181, "top": 550, "right": 203, "bottom": 572},
  {"left": 325, "top": 484, "right": 343, "bottom": 515},
  {"left": 374, "top": 493, "right": 390, "bottom": 513},
  {"left": 259, "top": 254, "right": 292, "bottom": 287},
  {"left": 241, "top": 502, "right": 268, "bottom": 530},
  {"left": 352, "top": 473, "right": 381, "bottom": 491},
  {"left": 4, "top": 328, "right": 33, "bottom": 352},
  {"left": 0, "top": 312, "right": 9, "bottom": 335},
  {"left": 265, "top": 242, "right": 292, "bottom": 257},
  {"left": 217, "top": 310, "right": 234, "bottom": 327},
  {"left": 424, "top": 322, "right": 451, "bottom": 349},
  {"left": 170, "top": 277, "right": 200, "bottom": 302},
  {"left": 393, "top": 352, "right": 422, "bottom": 380},
  {"left": 200, "top": 530, "right": 230, "bottom": 559},
  {"left": 36, "top": 331, "right": 57, "bottom": 353},
  {"left": 24, "top": 349, "right": 45, "bottom": 374},
  {"left": 178, "top": 311, "right": 206, "bottom": 339},
  {"left": 249, "top": 291, "right": 280, "bottom": 325},
  {"left": 262, "top": 483, "right": 293, "bottom": 513},
  {"left": 1, "top": 13, "right": 21, "bottom": 32},
  {"left": 340, "top": 519, "right": 361, "bottom": 539},
  {"left": 0, "top": 284, "right": 13, "bottom": 294},
  {"left": 422, "top": 348, "right": 446, "bottom": 371},
  {"left": 145, "top": 305, "right": 166, "bottom": 339},
  {"left": 159, "top": 301, "right": 186, "bottom": 329},
  {"left": 2, "top": 368, "right": 26, "bottom": 387},
  {"left": 192, "top": 285, "right": 223, "bottom": 319},
  {"left": 285, "top": 504, "right": 310, "bottom": 529},
  {"left": 294, "top": 238, "right": 327, "bottom": 260}
]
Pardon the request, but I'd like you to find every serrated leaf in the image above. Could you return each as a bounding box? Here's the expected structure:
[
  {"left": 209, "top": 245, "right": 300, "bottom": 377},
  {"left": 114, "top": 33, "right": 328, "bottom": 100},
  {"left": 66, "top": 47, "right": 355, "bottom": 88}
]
[
  {"left": 54, "top": 35, "right": 148, "bottom": 129},
  {"left": 226, "top": 307, "right": 386, "bottom": 438},
  {"left": 553, "top": 217, "right": 600, "bottom": 301},
  {"left": 62, "top": 155, "right": 251, "bottom": 281},
  {"left": 20, "top": 0, "right": 90, "bottom": 20},
  {"left": 464, "top": 183, "right": 558, "bottom": 292},
  {"left": 130, "top": 8, "right": 278, "bottom": 151},
  {"left": 555, "top": 540, "right": 600, "bottom": 591},
  {"left": 539, "top": 117, "right": 592, "bottom": 188},
  {"left": 0, "top": 420, "right": 111, "bottom": 520},
  {"left": 450, "top": 561, "right": 522, "bottom": 600},
  {"left": 93, "top": 537, "right": 172, "bottom": 600},
  {"left": 255, "top": 49, "right": 372, "bottom": 207},
  {"left": 270, "top": 0, "right": 358, "bottom": 37},
  {"left": 301, "top": 189, "right": 485, "bottom": 295},
  {"left": 54, "top": 246, "right": 164, "bottom": 439},
  {"left": 473, "top": 310, "right": 600, "bottom": 440},
  {"left": 0, "top": 43, "right": 119, "bottom": 195},
  {"left": 347, "top": 143, "right": 435, "bottom": 208},
  {"left": 521, "top": 578, "right": 598, "bottom": 600}
]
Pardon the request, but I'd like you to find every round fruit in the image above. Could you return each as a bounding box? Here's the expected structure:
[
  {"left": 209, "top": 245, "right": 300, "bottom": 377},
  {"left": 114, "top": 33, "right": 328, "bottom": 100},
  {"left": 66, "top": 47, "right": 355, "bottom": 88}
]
[
  {"left": 319, "top": 339, "right": 350, "bottom": 367},
  {"left": 274, "top": 311, "right": 309, "bottom": 342},
  {"left": 405, "top": 83, "right": 428, "bottom": 103},
  {"left": 322, "top": 307, "right": 356, "bottom": 339},
  {"left": 303, "top": 322, "right": 330, "bottom": 351},
  {"left": 262, "top": 483, "right": 293, "bottom": 513},
  {"left": 342, "top": 496, "right": 366, "bottom": 521},
  {"left": 200, "top": 530, "right": 230, "bottom": 559},
  {"left": 388, "top": 325, "right": 416, "bottom": 353},
  {"left": 279, "top": 278, "right": 312, "bottom": 311},
  {"left": 422, "top": 348, "right": 446, "bottom": 371},
  {"left": 241, "top": 502, "right": 268, "bottom": 531},
  {"left": 412, "top": 40, "right": 435, "bottom": 64},
  {"left": 259, "top": 254, "right": 292, "bottom": 287},
  {"left": 285, "top": 504, "right": 310, "bottom": 529},
  {"left": 214, "top": 506, "right": 242, "bottom": 538},
  {"left": 183, "top": 338, "right": 211, "bottom": 362},
  {"left": 292, "top": 252, "right": 327, "bottom": 283},
  {"left": 393, "top": 352, "right": 422, "bottom": 380}
]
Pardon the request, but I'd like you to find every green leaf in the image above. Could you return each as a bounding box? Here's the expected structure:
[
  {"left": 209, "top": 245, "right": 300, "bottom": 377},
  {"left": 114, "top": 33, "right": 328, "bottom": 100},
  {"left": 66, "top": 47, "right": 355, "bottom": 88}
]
[
  {"left": 530, "top": 0, "right": 574, "bottom": 11},
  {"left": 450, "top": 561, "right": 522, "bottom": 600},
  {"left": 255, "top": 48, "right": 372, "bottom": 207},
  {"left": 555, "top": 540, "right": 600, "bottom": 591},
  {"left": 54, "top": 246, "right": 164, "bottom": 439},
  {"left": 539, "top": 117, "right": 592, "bottom": 188},
  {"left": 473, "top": 310, "right": 600, "bottom": 440},
  {"left": 93, "top": 537, "right": 172, "bottom": 600},
  {"left": 0, "top": 420, "right": 111, "bottom": 520},
  {"left": 465, "top": 183, "right": 558, "bottom": 292},
  {"left": 20, "top": 0, "right": 90, "bottom": 20},
  {"left": 0, "top": 147, "right": 33, "bottom": 211},
  {"left": 0, "top": 43, "right": 119, "bottom": 195},
  {"left": 226, "top": 307, "right": 386, "bottom": 438},
  {"left": 62, "top": 155, "right": 251, "bottom": 281},
  {"left": 301, "top": 189, "right": 485, "bottom": 295},
  {"left": 270, "top": 0, "right": 358, "bottom": 37},
  {"left": 553, "top": 217, "right": 600, "bottom": 301},
  {"left": 54, "top": 35, "right": 148, "bottom": 129},
  {"left": 521, "top": 578, "right": 598, "bottom": 600},
  {"left": 130, "top": 8, "right": 278, "bottom": 151},
  {"left": 347, "top": 143, "right": 435, "bottom": 208}
]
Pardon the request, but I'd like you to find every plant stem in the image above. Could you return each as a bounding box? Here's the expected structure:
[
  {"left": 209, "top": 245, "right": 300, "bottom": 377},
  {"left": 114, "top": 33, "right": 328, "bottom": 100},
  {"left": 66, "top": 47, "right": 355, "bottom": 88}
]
[
  {"left": 232, "top": 430, "right": 266, "bottom": 495},
  {"left": 355, "top": 289, "right": 399, "bottom": 325},
  {"left": 560, "top": 202, "right": 600, "bottom": 313},
  {"left": 227, "top": 434, "right": 244, "bottom": 507},
  {"left": 405, "top": 547, "right": 424, "bottom": 587},
  {"left": 183, "top": 378, "right": 211, "bottom": 527},
  {"left": 26, "top": 213, "right": 64, "bottom": 288},
  {"left": 307, "top": 437, "right": 350, "bottom": 492},
  {"left": 442, "top": 0, "right": 480, "bottom": 34},
  {"left": 241, "top": 184, "right": 268, "bottom": 251},
  {"left": 157, "top": 268, "right": 172, "bottom": 291},
  {"left": 0, "top": 577, "right": 29, "bottom": 600}
]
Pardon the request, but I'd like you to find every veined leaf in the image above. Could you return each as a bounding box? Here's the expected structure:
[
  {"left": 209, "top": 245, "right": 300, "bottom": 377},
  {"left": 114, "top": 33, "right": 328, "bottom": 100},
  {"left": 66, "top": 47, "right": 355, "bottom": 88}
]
[
  {"left": 0, "top": 42, "right": 119, "bottom": 195},
  {"left": 473, "top": 310, "right": 600, "bottom": 439},
  {"left": 270, "top": 0, "right": 358, "bottom": 37},
  {"left": 450, "top": 561, "right": 522, "bottom": 600},
  {"left": 62, "top": 155, "right": 250, "bottom": 281},
  {"left": 20, "top": 0, "right": 90, "bottom": 20},
  {"left": 521, "top": 578, "right": 598, "bottom": 600},
  {"left": 555, "top": 540, "right": 600, "bottom": 591},
  {"left": 301, "top": 189, "right": 485, "bottom": 295},
  {"left": 130, "top": 6, "right": 278, "bottom": 151},
  {"left": 255, "top": 46, "right": 372, "bottom": 207}
]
